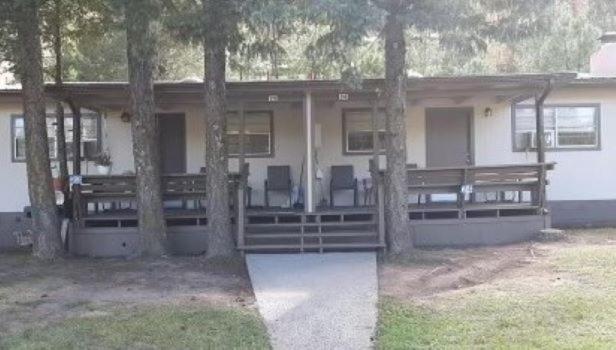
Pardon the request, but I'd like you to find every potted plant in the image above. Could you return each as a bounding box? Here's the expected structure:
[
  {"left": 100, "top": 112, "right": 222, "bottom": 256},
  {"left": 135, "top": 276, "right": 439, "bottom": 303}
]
[{"left": 94, "top": 152, "right": 112, "bottom": 175}]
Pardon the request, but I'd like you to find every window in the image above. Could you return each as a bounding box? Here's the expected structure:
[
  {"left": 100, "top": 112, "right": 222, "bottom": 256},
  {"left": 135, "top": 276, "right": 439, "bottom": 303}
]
[
  {"left": 343, "top": 109, "right": 386, "bottom": 154},
  {"left": 227, "top": 111, "right": 273, "bottom": 157},
  {"left": 513, "top": 105, "right": 599, "bottom": 151},
  {"left": 12, "top": 114, "right": 101, "bottom": 162}
]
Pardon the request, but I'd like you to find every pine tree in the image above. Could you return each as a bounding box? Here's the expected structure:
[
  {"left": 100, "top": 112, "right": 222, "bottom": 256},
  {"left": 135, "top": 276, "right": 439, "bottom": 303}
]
[
  {"left": 11, "top": 0, "right": 63, "bottom": 260},
  {"left": 125, "top": 0, "right": 168, "bottom": 256}
]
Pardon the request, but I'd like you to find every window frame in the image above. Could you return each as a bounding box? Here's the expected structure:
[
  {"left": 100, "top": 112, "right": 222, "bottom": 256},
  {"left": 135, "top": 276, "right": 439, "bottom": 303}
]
[
  {"left": 11, "top": 113, "right": 102, "bottom": 163},
  {"left": 342, "top": 108, "right": 387, "bottom": 156},
  {"left": 511, "top": 103, "right": 601, "bottom": 152},
  {"left": 226, "top": 110, "right": 274, "bottom": 158}
]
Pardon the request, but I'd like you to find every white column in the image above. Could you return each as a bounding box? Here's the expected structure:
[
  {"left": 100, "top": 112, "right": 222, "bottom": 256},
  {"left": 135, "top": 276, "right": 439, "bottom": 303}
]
[{"left": 304, "top": 91, "right": 314, "bottom": 213}]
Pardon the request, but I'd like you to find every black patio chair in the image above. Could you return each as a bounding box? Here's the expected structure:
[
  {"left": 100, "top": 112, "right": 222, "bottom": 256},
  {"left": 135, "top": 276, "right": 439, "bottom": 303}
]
[
  {"left": 264, "top": 165, "right": 292, "bottom": 208},
  {"left": 330, "top": 165, "right": 358, "bottom": 207}
]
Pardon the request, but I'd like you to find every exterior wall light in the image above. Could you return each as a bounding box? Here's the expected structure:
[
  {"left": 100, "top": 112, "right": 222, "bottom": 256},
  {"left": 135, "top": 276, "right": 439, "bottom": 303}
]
[
  {"left": 120, "top": 111, "right": 131, "bottom": 123},
  {"left": 268, "top": 94, "right": 279, "bottom": 102}
]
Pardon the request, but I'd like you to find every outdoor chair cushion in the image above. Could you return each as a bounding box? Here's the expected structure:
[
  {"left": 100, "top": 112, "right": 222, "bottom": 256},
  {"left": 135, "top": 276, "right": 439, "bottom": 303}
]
[
  {"left": 266, "top": 166, "right": 291, "bottom": 190},
  {"left": 331, "top": 165, "right": 355, "bottom": 189}
]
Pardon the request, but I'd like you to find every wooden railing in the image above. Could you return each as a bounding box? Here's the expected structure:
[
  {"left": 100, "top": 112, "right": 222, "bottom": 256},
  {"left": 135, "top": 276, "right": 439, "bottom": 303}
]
[
  {"left": 406, "top": 163, "right": 554, "bottom": 218},
  {"left": 370, "top": 162, "right": 554, "bottom": 223},
  {"left": 72, "top": 172, "right": 242, "bottom": 224}
]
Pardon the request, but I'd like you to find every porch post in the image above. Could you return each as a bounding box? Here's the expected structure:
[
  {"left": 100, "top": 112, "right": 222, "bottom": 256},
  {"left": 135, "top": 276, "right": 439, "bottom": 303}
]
[
  {"left": 238, "top": 102, "right": 246, "bottom": 176},
  {"left": 67, "top": 100, "right": 81, "bottom": 175},
  {"left": 304, "top": 91, "right": 314, "bottom": 213},
  {"left": 371, "top": 98, "right": 380, "bottom": 175},
  {"left": 237, "top": 103, "right": 246, "bottom": 249}
]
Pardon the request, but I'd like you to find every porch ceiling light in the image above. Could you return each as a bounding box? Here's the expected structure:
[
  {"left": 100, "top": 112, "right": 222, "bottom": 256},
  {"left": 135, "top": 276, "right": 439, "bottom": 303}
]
[{"left": 484, "top": 107, "right": 493, "bottom": 118}]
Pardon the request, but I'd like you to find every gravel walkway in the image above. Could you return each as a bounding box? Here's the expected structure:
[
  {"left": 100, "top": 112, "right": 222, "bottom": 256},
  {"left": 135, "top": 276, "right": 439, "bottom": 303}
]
[{"left": 246, "top": 253, "right": 378, "bottom": 350}]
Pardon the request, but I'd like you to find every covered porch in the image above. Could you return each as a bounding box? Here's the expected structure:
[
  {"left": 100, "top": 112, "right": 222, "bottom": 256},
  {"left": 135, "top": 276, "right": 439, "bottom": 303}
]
[{"left": 50, "top": 74, "right": 571, "bottom": 256}]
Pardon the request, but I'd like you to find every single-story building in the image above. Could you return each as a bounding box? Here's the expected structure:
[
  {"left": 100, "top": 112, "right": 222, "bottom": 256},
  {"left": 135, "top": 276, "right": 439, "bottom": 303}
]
[{"left": 1, "top": 35, "right": 616, "bottom": 256}]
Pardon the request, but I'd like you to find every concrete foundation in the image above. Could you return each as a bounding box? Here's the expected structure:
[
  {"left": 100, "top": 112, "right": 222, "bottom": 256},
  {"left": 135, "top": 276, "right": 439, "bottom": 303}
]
[
  {"left": 69, "top": 226, "right": 209, "bottom": 257},
  {"left": 13, "top": 197, "right": 616, "bottom": 257},
  {"left": 550, "top": 200, "right": 616, "bottom": 228},
  {"left": 412, "top": 215, "right": 548, "bottom": 247},
  {"left": 0, "top": 212, "right": 31, "bottom": 251}
]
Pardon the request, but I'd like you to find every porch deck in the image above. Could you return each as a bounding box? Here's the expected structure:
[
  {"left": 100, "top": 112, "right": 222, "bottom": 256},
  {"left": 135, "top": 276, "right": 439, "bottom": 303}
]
[{"left": 69, "top": 162, "right": 553, "bottom": 255}]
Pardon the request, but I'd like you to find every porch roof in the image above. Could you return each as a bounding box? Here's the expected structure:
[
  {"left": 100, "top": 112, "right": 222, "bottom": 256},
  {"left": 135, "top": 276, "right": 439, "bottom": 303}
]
[{"left": 1, "top": 72, "right": 582, "bottom": 109}]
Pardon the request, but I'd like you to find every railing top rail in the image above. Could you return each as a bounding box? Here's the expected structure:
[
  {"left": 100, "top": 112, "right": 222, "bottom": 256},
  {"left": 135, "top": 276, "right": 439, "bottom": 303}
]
[
  {"left": 81, "top": 172, "right": 242, "bottom": 180},
  {"left": 406, "top": 162, "right": 555, "bottom": 172}
]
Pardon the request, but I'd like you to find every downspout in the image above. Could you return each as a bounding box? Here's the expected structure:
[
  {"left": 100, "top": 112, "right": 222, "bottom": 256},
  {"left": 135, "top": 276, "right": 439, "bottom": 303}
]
[
  {"left": 535, "top": 79, "right": 553, "bottom": 164},
  {"left": 535, "top": 79, "right": 553, "bottom": 225}
]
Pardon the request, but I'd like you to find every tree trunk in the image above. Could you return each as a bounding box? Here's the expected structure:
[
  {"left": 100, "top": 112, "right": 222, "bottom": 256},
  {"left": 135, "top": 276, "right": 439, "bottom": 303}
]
[
  {"left": 53, "top": 0, "right": 69, "bottom": 209},
  {"left": 203, "top": 0, "right": 235, "bottom": 258},
  {"left": 126, "top": 0, "right": 167, "bottom": 256},
  {"left": 14, "top": 0, "right": 63, "bottom": 260},
  {"left": 383, "top": 1, "right": 412, "bottom": 254}
]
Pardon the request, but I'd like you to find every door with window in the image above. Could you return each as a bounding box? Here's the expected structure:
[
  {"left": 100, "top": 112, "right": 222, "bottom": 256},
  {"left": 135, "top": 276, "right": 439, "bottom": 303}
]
[
  {"left": 425, "top": 108, "right": 473, "bottom": 167},
  {"left": 158, "top": 114, "right": 186, "bottom": 174}
]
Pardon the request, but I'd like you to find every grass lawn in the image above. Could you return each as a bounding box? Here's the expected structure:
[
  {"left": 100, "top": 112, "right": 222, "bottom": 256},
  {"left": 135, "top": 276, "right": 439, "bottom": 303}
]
[
  {"left": 0, "top": 254, "right": 270, "bottom": 350},
  {"left": 0, "top": 304, "right": 269, "bottom": 350},
  {"left": 378, "top": 229, "right": 616, "bottom": 349}
]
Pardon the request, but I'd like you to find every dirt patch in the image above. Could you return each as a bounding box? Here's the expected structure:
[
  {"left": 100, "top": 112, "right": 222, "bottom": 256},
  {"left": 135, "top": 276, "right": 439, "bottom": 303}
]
[
  {"left": 379, "top": 230, "right": 615, "bottom": 301},
  {"left": 0, "top": 253, "right": 254, "bottom": 336}
]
